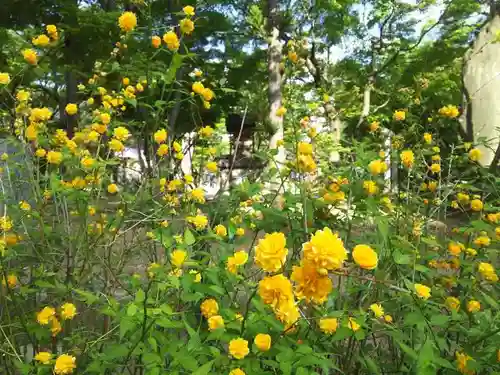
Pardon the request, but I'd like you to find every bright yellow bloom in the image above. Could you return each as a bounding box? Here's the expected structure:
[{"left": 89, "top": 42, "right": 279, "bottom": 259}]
[
  {"left": 258, "top": 274, "right": 294, "bottom": 309},
  {"left": 393, "top": 110, "right": 405, "bottom": 121},
  {"left": 192, "top": 81, "right": 204, "bottom": 94},
  {"left": 154, "top": 129, "right": 167, "bottom": 144},
  {"left": 470, "top": 199, "right": 483, "bottom": 212},
  {"left": 61, "top": 303, "right": 77, "bottom": 320},
  {"left": 302, "top": 227, "right": 347, "bottom": 271},
  {"left": 200, "top": 298, "right": 218, "bottom": 318},
  {"left": 171, "top": 249, "right": 187, "bottom": 268},
  {"left": 474, "top": 235, "right": 490, "bottom": 247},
  {"left": 107, "top": 183, "right": 118, "bottom": 194},
  {"left": 445, "top": 296, "right": 460, "bottom": 312},
  {"left": 400, "top": 149, "right": 415, "bottom": 168},
  {"left": 229, "top": 338, "right": 249, "bottom": 359},
  {"left": 469, "top": 148, "right": 481, "bottom": 162},
  {"left": 369, "top": 121, "right": 379, "bottom": 132},
  {"left": 297, "top": 142, "right": 313, "bottom": 155},
  {"left": 180, "top": 18, "right": 194, "bottom": 34},
  {"left": 423, "top": 132, "right": 432, "bottom": 144},
  {"left": 205, "top": 161, "right": 218, "bottom": 173},
  {"left": 215, "top": 224, "right": 227, "bottom": 237},
  {"left": 363, "top": 180, "right": 379, "bottom": 195},
  {"left": 109, "top": 139, "right": 125, "bottom": 152},
  {"left": 235, "top": 228, "right": 245, "bottom": 236},
  {"left": 319, "top": 318, "right": 338, "bottom": 334},
  {"left": 414, "top": 283, "right": 431, "bottom": 300},
  {"left": 113, "top": 126, "right": 130, "bottom": 141},
  {"left": 438, "top": 105, "right": 459, "bottom": 118},
  {"left": 276, "top": 106, "right": 287, "bottom": 117},
  {"left": 448, "top": 242, "right": 464, "bottom": 256},
  {"left": 37, "top": 306, "right": 56, "bottom": 325},
  {"left": 16, "top": 90, "right": 30, "bottom": 101},
  {"left": 100, "top": 113, "right": 111, "bottom": 125},
  {"left": 46, "top": 151, "right": 63, "bottom": 165},
  {"left": 348, "top": 317, "right": 360, "bottom": 331},
  {"left": 352, "top": 244, "right": 378, "bottom": 270},
  {"left": 430, "top": 163, "right": 441, "bottom": 173},
  {"left": 189, "top": 188, "right": 205, "bottom": 203},
  {"left": 151, "top": 35, "right": 161, "bottom": 48},
  {"left": 370, "top": 303, "right": 384, "bottom": 318},
  {"left": 183, "top": 5, "right": 195, "bottom": 16},
  {"left": 199, "top": 126, "right": 214, "bottom": 137},
  {"left": 384, "top": 315, "right": 393, "bottom": 323},
  {"left": 233, "top": 251, "right": 248, "bottom": 266},
  {"left": 254, "top": 232, "right": 288, "bottom": 272},
  {"left": 187, "top": 214, "right": 208, "bottom": 230},
  {"left": 207, "top": 315, "right": 224, "bottom": 331},
  {"left": 54, "top": 354, "right": 76, "bottom": 374},
  {"left": 118, "top": 11, "right": 137, "bottom": 32},
  {"left": 157, "top": 144, "right": 169, "bottom": 156},
  {"left": 2, "top": 274, "right": 17, "bottom": 288},
  {"left": 23, "top": 49, "right": 37, "bottom": 65},
  {"left": 254, "top": 333, "right": 271, "bottom": 351},
  {"left": 80, "top": 157, "right": 95, "bottom": 169},
  {"left": 456, "top": 352, "right": 474, "bottom": 375},
  {"left": 35, "top": 351, "right": 52, "bottom": 364},
  {"left": 291, "top": 261, "right": 332, "bottom": 304},
  {"left": 368, "top": 159, "right": 387, "bottom": 175},
  {"left": 229, "top": 369, "right": 245, "bottom": 375},
  {"left": 0, "top": 72, "right": 10, "bottom": 85},
  {"left": 33, "top": 34, "right": 50, "bottom": 47},
  {"left": 478, "top": 262, "right": 498, "bottom": 282},
  {"left": 201, "top": 88, "right": 214, "bottom": 102},
  {"left": 467, "top": 300, "right": 480, "bottom": 313}
]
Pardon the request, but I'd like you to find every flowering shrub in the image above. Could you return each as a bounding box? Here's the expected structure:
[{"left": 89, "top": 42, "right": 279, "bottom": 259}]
[{"left": 0, "top": 5, "right": 499, "bottom": 375}]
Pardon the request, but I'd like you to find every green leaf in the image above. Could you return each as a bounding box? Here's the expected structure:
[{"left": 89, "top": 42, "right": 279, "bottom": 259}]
[
  {"left": 184, "top": 228, "right": 196, "bottom": 245},
  {"left": 363, "top": 356, "right": 381, "bottom": 375},
  {"left": 74, "top": 288, "right": 99, "bottom": 305},
  {"left": 480, "top": 290, "right": 499, "bottom": 309},
  {"left": 396, "top": 340, "right": 418, "bottom": 360},
  {"left": 393, "top": 250, "right": 411, "bottom": 265},
  {"left": 417, "top": 339, "right": 435, "bottom": 371},
  {"left": 192, "top": 360, "right": 214, "bottom": 375},
  {"left": 430, "top": 315, "right": 449, "bottom": 327},
  {"left": 135, "top": 289, "right": 145, "bottom": 303},
  {"left": 104, "top": 344, "right": 129, "bottom": 360},
  {"left": 164, "top": 54, "right": 183, "bottom": 84},
  {"left": 120, "top": 317, "right": 136, "bottom": 339},
  {"left": 127, "top": 303, "right": 138, "bottom": 316}
]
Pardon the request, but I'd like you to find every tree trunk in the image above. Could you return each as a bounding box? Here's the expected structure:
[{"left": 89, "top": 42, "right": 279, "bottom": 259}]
[{"left": 267, "top": 0, "right": 285, "bottom": 173}]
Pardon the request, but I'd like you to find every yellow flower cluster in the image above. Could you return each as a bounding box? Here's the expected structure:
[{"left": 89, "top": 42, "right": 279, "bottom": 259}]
[
  {"left": 258, "top": 274, "right": 299, "bottom": 330},
  {"left": 254, "top": 232, "right": 288, "bottom": 272},
  {"left": 36, "top": 303, "right": 76, "bottom": 337},
  {"left": 226, "top": 250, "right": 248, "bottom": 274},
  {"left": 296, "top": 141, "right": 316, "bottom": 173},
  {"left": 438, "top": 104, "right": 459, "bottom": 118}
]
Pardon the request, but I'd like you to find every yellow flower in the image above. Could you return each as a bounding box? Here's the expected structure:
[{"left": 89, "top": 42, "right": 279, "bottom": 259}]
[
  {"left": 23, "top": 49, "right": 38, "bottom": 65},
  {"left": 35, "top": 351, "right": 52, "bottom": 364},
  {"left": 297, "top": 142, "right": 313, "bottom": 155},
  {"left": 33, "top": 34, "right": 50, "bottom": 47},
  {"left": 189, "top": 188, "right": 205, "bottom": 203},
  {"left": 215, "top": 224, "right": 227, "bottom": 237},
  {"left": 201, "top": 298, "right": 218, "bottom": 318},
  {"left": 171, "top": 249, "right": 187, "bottom": 268},
  {"left": 470, "top": 199, "right": 483, "bottom": 212},
  {"left": 430, "top": 163, "right": 441, "bottom": 173},
  {"left": 455, "top": 352, "right": 474, "bottom": 375},
  {"left": 19, "top": 200, "right": 31, "bottom": 211},
  {"left": 154, "top": 129, "right": 167, "bottom": 144},
  {"left": 16, "top": 90, "right": 30, "bottom": 101},
  {"left": 348, "top": 317, "right": 360, "bottom": 331},
  {"left": 61, "top": 303, "right": 77, "bottom": 320},
  {"left": 363, "top": 180, "right": 379, "bottom": 195},
  {"left": 229, "top": 369, "right": 245, "bottom": 375},
  {"left": 151, "top": 35, "right": 161, "bottom": 48},
  {"left": 199, "top": 126, "right": 214, "bottom": 137},
  {"left": 276, "top": 106, "right": 287, "bottom": 117},
  {"left": 113, "top": 126, "right": 130, "bottom": 141},
  {"left": 254, "top": 333, "right": 271, "bottom": 351},
  {"left": 183, "top": 5, "right": 195, "bottom": 16},
  {"left": 229, "top": 338, "right": 249, "bottom": 359},
  {"left": 46, "top": 25, "right": 57, "bottom": 35},
  {"left": 291, "top": 261, "right": 332, "bottom": 304},
  {"left": 54, "top": 354, "right": 76, "bottom": 374},
  {"left": 474, "top": 235, "right": 490, "bottom": 247},
  {"left": 205, "top": 161, "right": 218, "bottom": 173},
  {"left": 100, "top": 113, "right": 111, "bottom": 125},
  {"left": 107, "top": 183, "right": 118, "bottom": 194},
  {"left": 423, "top": 132, "right": 432, "bottom": 144},
  {"left": 37, "top": 306, "right": 56, "bottom": 325},
  {"left": 319, "top": 318, "right": 338, "bottom": 334},
  {"left": 384, "top": 314, "right": 393, "bottom": 323},
  {"left": 208, "top": 315, "right": 224, "bottom": 331},
  {"left": 258, "top": 274, "right": 294, "bottom": 308},
  {"left": 370, "top": 303, "right": 384, "bottom": 318},
  {"left": 414, "top": 283, "right": 431, "bottom": 300},
  {"left": 469, "top": 148, "right": 481, "bottom": 162},
  {"left": 80, "top": 157, "right": 95, "bottom": 169},
  {"left": 187, "top": 214, "right": 208, "bottom": 230},
  {"left": 254, "top": 232, "right": 288, "bottom": 272},
  {"left": 438, "top": 105, "right": 459, "bottom": 118},
  {"left": 352, "top": 244, "right": 378, "bottom": 270},
  {"left": 445, "top": 296, "right": 460, "bottom": 312},
  {"left": 47, "top": 151, "right": 63, "bottom": 165},
  {"left": 109, "top": 139, "right": 125, "bottom": 152},
  {"left": 235, "top": 228, "right": 245, "bottom": 236},
  {"left": 202, "top": 88, "right": 214, "bottom": 102},
  {"left": 189, "top": 269, "right": 201, "bottom": 282},
  {"left": 233, "top": 250, "right": 248, "bottom": 266},
  {"left": 393, "top": 110, "right": 405, "bottom": 121},
  {"left": 369, "top": 121, "right": 379, "bottom": 132},
  {"left": 368, "top": 159, "right": 387, "bottom": 175},
  {"left": 118, "top": 11, "right": 137, "bottom": 32},
  {"left": 2, "top": 274, "right": 17, "bottom": 288},
  {"left": 157, "top": 144, "right": 169, "bottom": 156},
  {"left": 400, "top": 149, "right": 414, "bottom": 168},
  {"left": 192, "top": 81, "right": 205, "bottom": 94},
  {"left": 478, "top": 262, "right": 498, "bottom": 282},
  {"left": 180, "top": 18, "right": 194, "bottom": 34},
  {"left": 0, "top": 72, "right": 10, "bottom": 85},
  {"left": 467, "top": 300, "right": 480, "bottom": 313},
  {"left": 302, "top": 227, "right": 347, "bottom": 271}
]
